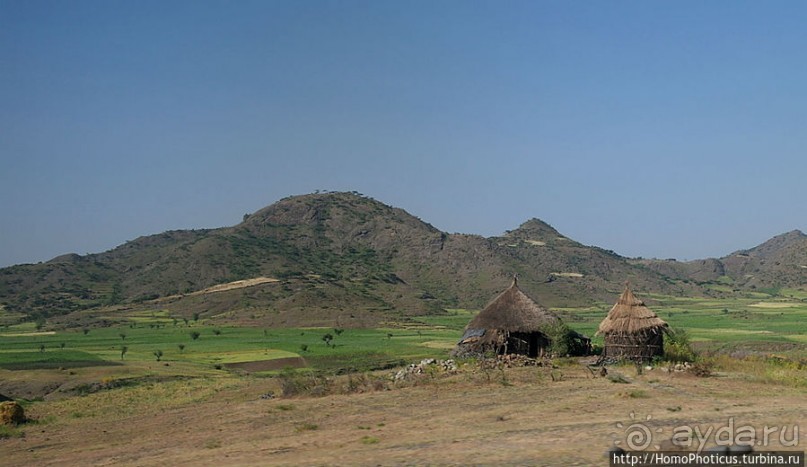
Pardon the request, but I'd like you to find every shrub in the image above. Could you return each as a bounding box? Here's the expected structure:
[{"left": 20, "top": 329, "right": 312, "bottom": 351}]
[
  {"left": 277, "top": 368, "right": 332, "bottom": 397},
  {"left": 321, "top": 333, "right": 334, "bottom": 347},
  {"left": 664, "top": 327, "right": 697, "bottom": 362},
  {"left": 688, "top": 359, "right": 714, "bottom": 377},
  {"left": 295, "top": 422, "right": 318, "bottom": 432}
]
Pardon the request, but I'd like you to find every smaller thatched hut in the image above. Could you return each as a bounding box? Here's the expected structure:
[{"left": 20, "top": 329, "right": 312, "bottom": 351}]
[
  {"left": 596, "top": 284, "right": 669, "bottom": 363},
  {"left": 454, "top": 277, "right": 588, "bottom": 358}
]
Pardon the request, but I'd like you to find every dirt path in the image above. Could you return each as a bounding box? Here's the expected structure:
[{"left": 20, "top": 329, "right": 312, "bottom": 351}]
[{"left": 3, "top": 367, "right": 805, "bottom": 466}]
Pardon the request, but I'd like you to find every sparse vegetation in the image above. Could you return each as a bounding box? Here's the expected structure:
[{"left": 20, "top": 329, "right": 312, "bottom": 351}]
[
  {"left": 0, "top": 425, "right": 24, "bottom": 439},
  {"left": 295, "top": 422, "right": 318, "bottom": 432}
]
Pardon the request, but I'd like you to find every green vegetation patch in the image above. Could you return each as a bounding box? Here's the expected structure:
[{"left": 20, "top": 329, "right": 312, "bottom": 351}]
[{"left": 0, "top": 350, "right": 110, "bottom": 370}]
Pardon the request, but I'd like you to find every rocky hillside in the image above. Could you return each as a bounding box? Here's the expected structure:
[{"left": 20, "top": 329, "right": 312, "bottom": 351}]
[
  {"left": 3, "top": 192, "right": 798, "bottom": 328},
  {"left": 636, "top": 230, "right": 807, "bottom": 293}
]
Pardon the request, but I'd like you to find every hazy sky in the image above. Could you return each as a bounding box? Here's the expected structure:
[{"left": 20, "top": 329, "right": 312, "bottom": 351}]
[{"left": 1, "top": 1, "right": 805, "bottom": 267}]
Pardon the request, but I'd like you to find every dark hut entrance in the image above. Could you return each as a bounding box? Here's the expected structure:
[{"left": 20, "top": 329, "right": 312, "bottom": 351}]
[{"left": 507, "top": 332, "right": 549, "bottom": 358}]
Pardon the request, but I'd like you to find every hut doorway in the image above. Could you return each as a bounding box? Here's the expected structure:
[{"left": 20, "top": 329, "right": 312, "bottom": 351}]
[{"left": 508, "top": 332, "right": 547, "bottom": 358}]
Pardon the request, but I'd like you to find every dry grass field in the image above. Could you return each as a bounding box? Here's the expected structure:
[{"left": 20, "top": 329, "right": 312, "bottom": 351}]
[{"left": 3, "top": 361, "right": 805, "bottom": 466}]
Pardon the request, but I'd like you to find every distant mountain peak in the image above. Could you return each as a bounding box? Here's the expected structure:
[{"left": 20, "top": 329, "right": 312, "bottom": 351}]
[
  {"left": 505, "top": 218, "right": 564, "bottom": 240},
  {"left": 243, "top": 191, "right": 391, "bottom": 227},
  {"left": 742, "top": 229, "right": 807, "bottom": 254}
]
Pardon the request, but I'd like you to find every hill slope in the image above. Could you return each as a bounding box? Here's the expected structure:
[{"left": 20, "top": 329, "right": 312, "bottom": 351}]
[
  {"left": 0, "top": 192, "right": 770, "bottom": 328},
  {"left": 636, "top": 230, "right": 807, "bottom": 293}
]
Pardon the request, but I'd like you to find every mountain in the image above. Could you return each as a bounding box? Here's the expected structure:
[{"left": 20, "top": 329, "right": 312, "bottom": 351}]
[
  {"left": 635, "top": 230, "right": 807, "bottom": 293},
  {"left": 1, "top": 192, "right": 799, "bottom": 329}
]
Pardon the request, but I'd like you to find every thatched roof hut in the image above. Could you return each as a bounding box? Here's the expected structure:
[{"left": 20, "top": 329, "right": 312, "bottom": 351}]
[
  {"left": 596, "top": 284, "right": 668, "bottom": 362},
  {"left": 453, "top": 277, "right": 580, "bottom": 358}
]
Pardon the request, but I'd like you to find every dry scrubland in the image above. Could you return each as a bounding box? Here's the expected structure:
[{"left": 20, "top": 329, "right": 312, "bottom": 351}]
[{"left": 2, "top": 360, "right": 806, "bottom": 466}]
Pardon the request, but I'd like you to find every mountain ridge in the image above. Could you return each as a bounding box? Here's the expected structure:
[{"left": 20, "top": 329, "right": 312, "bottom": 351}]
[{"left": 1, "top": 192, "right": 804, "bottom": 328}]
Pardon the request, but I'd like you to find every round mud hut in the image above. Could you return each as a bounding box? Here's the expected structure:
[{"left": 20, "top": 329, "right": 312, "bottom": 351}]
[
  {"left": 453, "top": 277, "right": 579, "bottom": 358},
  {"left": 596, "top": 284, "right": 669, "bottom": 363}
]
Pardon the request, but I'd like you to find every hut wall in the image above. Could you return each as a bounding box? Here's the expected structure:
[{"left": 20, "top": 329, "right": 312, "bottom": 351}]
[
  {"left": 453, "top": 330, "right": 551, "bottom": 358},
  {"left": 603, "top": 332, "right": 663, "bottom": 363}
]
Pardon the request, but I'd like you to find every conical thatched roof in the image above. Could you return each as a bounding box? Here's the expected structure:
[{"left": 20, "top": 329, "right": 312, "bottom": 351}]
[
  {"left": 464, "top": 277, "right": 561, "bottom": 333},
  {"left": 596, "top": 285, "right": 668, "bottom": 336}
]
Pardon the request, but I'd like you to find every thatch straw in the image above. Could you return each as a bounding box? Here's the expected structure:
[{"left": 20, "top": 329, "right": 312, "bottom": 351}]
[
  {"left": 595, "top": 286, "right": 668, "bottom": 336},
  {"left": 464, "top": 277, "right": 561, "bottom": 333}
]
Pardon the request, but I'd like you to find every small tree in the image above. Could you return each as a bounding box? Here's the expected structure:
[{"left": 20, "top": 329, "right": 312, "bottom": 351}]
[
  {"left": 119, "top": 333, "right": 126, "bottom": 341},
  {"left": 212, "top": 329, "right": 222, "bottom": 336},
  {"left": 190, "top": 331, "right": 201, "bottom": 341},
  {"left": 60, "top": 342, "right": 66, "bottom": 350},
  {"left": 121, "top": 346, "right": 128, "bottom": 360},
  {"left": 300, "top": 344, "right": 309, "bottom": 352},
  {"left": 193, "top": 312, "right": 200, "bottom": 322},
  {"left": 178, "top": 344, "right": 185, "bottom": 353},
  {"left": 153, "top": 349, "right": 163, "bottom": 361},
  {"left": 82, "top": 328, "right": 90, "bottom": 335},
  {"left": 322, "top": 333, "right": 334, "bottom": 347},
  {"left": 39, "top": 344, "right": 45, "bottom": 352}
]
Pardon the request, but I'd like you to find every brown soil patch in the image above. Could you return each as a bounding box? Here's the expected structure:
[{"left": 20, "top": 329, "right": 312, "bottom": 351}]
[
  {"left": 190, "top": 277, "right": 279, "bottom": 296},
  {"left": 1, "top": 366, "right": 805, "bottom": 466}
]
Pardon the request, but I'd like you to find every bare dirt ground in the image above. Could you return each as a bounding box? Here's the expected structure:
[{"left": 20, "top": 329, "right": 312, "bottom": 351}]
[{"left": 3, "top": 365, "right": 805, "bottom": 466}]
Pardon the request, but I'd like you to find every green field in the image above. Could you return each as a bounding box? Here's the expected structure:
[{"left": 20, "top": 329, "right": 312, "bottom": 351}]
[
  {"left": 0, "top": 321, "right": 460, "bottom": 375},
  {"left": 2, "top": 294, "right": 806, "bottom": 377}
]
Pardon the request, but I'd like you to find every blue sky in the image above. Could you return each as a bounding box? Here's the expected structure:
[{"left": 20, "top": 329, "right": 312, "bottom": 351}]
[{"left": 1, "top": 1, "right": 805, "bottom": 267}]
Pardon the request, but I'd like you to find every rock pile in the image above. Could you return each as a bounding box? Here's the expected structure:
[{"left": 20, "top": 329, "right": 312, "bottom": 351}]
[
  {"left": 393, "top": 359, "right": 457, "bottom": 382},
  {"left": 660, "top": 362, "right": 693, "bottom": 372}
]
